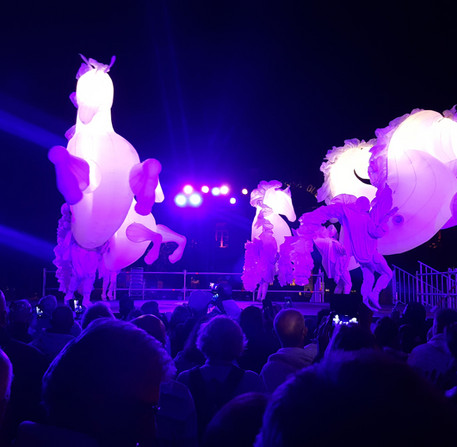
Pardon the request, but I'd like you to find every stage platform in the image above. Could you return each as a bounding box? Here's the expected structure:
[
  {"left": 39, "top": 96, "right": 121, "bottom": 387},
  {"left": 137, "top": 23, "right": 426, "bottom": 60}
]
[{"left": 101, "top": 299, "right": 396, "bottom": 319}]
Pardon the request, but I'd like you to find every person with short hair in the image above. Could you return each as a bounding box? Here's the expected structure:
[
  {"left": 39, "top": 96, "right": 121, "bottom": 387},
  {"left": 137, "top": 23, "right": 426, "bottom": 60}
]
[
  {"left": 260, "top": 309, "right": 317, "bottom": 392},
  {"left": 178, "top": 315, "right": 263, "bottom": 440},
  {"left": 8, "top": 300, "right": 33, "bottom": 343},
  {"left": 29, "top": 306, "right": 76, "bottom": 362},
  {"left": 408, "top": 308, "right": 457, "bottom": 386},
  {"left": 80, "top": 302, "right": 115, "bottom": 330},
  {"left": 132, "top": 314, "right": 198, "bottom": 447},
  {"left": 256, "top": 350, "right": 457, "bottom": 447},
  {"left": 16, "top": 318, "right": 175, "bottom": 447},
  {"left": 203, "top": 392, "right": 268, "bottom": 447},
  {"left": 0, "top": 292, "right": 48, "bottom": 445}
]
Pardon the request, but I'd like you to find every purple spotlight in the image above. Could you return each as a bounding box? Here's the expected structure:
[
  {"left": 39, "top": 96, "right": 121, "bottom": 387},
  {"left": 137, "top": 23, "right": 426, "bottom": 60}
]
[
  {"left": 175, "top": 194, "right": 187, "bottom": 207},
  {"left": 183, "top": 184, "right": 193, "bottom": 195},
  {"left": 220, "top": 185, "right": 229, "bottom": 195},
  {"left": 201, "top": 185, "right": 210, "bottom": 193},
  {"left": 229, "top": 197, "right": 237, "bottom": 205},
  {"left": 189, "top": 192, "right": 203, "bottom": 207},
  {"left": 211, "top": 187, "right": 221, "bottom": 196}
]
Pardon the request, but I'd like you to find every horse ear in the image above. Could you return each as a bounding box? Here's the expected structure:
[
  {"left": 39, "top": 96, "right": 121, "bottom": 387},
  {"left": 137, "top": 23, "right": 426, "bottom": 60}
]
[{"left": 284, "top": 185, "right": 291, "bottom": 195}]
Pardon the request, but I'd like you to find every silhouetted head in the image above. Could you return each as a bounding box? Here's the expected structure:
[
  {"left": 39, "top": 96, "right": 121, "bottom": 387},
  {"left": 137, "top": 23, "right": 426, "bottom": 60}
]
[
  {"left": 274, "top": 309, "right": 307, "bottom": 348},
  {"left": 140, "top": 301, "right": 160, "bottom": 317},
  {"left": 169, "top": 304, "right": 193, "bottom": 329},
  {"left": 43, "top": 319, "right": 175, "bottom": 447},
  {"left": 81, "top": 302, "right": 115, "bottom": 330},
  {"left": 326, "top": 324, "right": 376, "bottom": 355},
  {"left": 374, "top": 317, "right": 399, "bottom": 349},
  {"left": 119, "top": 298, "right": 135, "bottom": 320},
  {"left": 433, "top": 308, "right": 457, "bottom": 335},
  {"left": 38, "top": 295, "right": 58, "bottom": 317},
  {"left": 203, "top": 392, "right": 268, "bottom": 447},
  {"left": 131, "top": 314, "right": 167, "bottom": 347},
  {"left": 8, "top": 299, "right": 33, "bottom": 325},
  {"left": 402, "top": 302, "right": 426, "bottom": 327},
  {"left": 188, "top": 291, "right": 212, "bottom": 316},
  {"left": 257, "top": 350, "right": 457, "bottom": 447},
  {"left": 197, "top": 315, "right": 246, "bottom": 363},
  {"left": 240, "top": 306, "right": 264, "bottom": 339},
  {"left": 50, "top": 306, "right": 74, "bottom": 334},
  {"left": 445, "top": 322, "right": 457, "bottom": 360}
]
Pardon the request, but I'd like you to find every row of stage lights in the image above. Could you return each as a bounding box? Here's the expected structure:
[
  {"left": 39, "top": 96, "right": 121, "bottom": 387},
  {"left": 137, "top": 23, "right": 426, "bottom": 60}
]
[{"left": 174, "top": 185, "right": 249, "bottom": 207}]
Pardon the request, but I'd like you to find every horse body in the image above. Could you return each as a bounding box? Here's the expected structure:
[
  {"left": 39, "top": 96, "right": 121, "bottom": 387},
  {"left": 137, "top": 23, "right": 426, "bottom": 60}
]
[{"left": 68, "top": 131, "right": 140, "bottom": 249}]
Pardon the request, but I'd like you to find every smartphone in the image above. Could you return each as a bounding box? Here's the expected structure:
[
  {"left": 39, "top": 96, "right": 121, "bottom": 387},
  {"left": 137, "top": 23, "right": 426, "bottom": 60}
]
[
  {"left": 36, "top": 306, "right": 43, "bottom": 317},
  {"left": 332, "top": 314, "right": 358, "bottom": 326},
  {"left": 73, "top": 299, "right": 83, "bottom": 314}
]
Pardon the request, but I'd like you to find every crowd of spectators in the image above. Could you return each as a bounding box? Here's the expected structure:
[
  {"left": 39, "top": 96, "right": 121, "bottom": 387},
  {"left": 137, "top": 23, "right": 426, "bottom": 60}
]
[{"left": 1, "top": 287, "right": 457, "bottom": 446}]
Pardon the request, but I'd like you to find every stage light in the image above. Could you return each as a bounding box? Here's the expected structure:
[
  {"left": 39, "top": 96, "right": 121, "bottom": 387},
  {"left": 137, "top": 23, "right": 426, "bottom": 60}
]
[
  {"left": 174, "top": 194, "right": 187, "bottom": 207},
  {"left": 242, "top": 188, "right": 248, "bottom": 195},
  {"left": 212, "top": 187, "right": 221, "bottom": 196},
  {"left": 220, "top": 185, "right": 229, "bottom": 195},
  {"left": 201, "top": 185, "right": 209, "bottom": 193},
  {"left": 183, "top": 185, "right": 193, "bottom": 195},
  {"left": 0, "top": 224, "right": 54, "bottom": 260},
  {"left": 229, "top": 197, "right": 237, "bottom": 204},
  {"left": 189, "top": 192, "right": 203, "bottom": 207}
]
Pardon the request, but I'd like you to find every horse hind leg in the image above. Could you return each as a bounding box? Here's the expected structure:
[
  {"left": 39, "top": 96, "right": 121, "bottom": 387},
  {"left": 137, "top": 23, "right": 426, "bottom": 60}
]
[
  {"left": 155, "top": 224, "right": 187, "bottom": 264},
  {"left": 126, "top": 223, "right": 163, "bottom": 265}
]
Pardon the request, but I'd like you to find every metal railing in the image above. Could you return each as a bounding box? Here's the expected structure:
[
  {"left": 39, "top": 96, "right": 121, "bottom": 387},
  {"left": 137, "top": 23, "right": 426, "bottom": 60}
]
[
  {"left": 392, "top": 262, "right": 457, "bottom": 310},
  {"left": 42, "top": 269, "right": 326, "bottom": 303},
  {"left": 392, "top": 264, "right": 417, "bottom": 305}
]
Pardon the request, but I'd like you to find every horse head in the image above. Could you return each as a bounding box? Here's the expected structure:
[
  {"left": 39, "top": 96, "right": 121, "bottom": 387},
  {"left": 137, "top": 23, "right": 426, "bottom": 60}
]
[
  {"left": 263, "top": 183, "right": 296, "bottom": 222},
  {"left": 317, "top": 139, "right": 377, "bottom": 204},
  {"left": 75, "top": 55, "right": 116, "bottom": 126}
]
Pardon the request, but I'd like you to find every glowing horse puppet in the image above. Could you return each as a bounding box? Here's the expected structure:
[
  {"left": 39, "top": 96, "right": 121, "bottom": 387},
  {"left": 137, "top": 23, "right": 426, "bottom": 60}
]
[
  {"left": 317, "top": 107, "right": 457, "bottom": 256},
  {"left": 242, "top": 180, "right": 296, "bottom": 300},
  {"left": 49, "top": 56, "right": 162, "bottom": 249},
  {"left": 50, "top": 56, "right": 186, "bottom": 304}
]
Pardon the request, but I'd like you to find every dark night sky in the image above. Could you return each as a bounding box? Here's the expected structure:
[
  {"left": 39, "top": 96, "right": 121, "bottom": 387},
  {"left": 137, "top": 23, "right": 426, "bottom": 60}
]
[{"left": 1, "top": 0, "right": 457, "bottom": 296}]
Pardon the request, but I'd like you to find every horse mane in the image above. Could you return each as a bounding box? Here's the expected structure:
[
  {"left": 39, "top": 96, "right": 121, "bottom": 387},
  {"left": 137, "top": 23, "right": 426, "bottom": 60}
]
[
  {"left": 250, "top": 180, "right": 282, "bottom": 208},
  {"left": 76, "top": 54, "right": 116, "bottom": 79},
  {"left": 317, "top": 138, "right": 375, "bottom": 204}
]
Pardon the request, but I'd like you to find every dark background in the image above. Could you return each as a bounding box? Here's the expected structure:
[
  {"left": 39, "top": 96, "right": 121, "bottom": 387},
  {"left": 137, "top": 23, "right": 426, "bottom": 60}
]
[{"left": 1, "top": 0, "right": 456, "bottom": 297}]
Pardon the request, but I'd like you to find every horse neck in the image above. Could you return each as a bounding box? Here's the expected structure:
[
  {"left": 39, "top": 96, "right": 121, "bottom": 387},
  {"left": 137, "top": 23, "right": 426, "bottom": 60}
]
[
  {"left": 76, "top": 107, "right": 114, "bottom": 133},
  {"left": 253, "top": 208, "right": 291, "bottom": 245}
]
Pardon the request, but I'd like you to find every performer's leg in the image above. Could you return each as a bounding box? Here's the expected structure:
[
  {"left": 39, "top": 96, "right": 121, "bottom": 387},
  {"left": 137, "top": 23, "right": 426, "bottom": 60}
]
[
  {"left": 361, "top": 264, "right": 379, "bottom": 309},
  {"left": 257, "top": 281, "right": 268, "bottom": 301},
  {"left": 372, "top": 253, "right": 393, "bottom": 294}
]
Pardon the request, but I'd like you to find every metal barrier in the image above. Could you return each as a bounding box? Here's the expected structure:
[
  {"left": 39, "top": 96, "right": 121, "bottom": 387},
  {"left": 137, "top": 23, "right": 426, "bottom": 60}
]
[
  {"left": 42, "top": 269, "right": 326, "bottom": 303},
  {"left": 392, "top": 262, "right": 457, "bottom": 310},
  {"left": 392, "top": 264, "right": 417, "bottom": 305}
]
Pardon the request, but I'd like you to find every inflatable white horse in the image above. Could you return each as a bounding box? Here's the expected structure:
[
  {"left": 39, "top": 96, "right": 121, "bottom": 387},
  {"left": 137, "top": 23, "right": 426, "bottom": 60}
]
[
  {"left": 49, "top": 56, "right": 162, "bottom": 249},
  {"left": 242, "top": 180, "right": 296, "bottom": 300},
  {"left": 50, "top": 56, "right": 186, "bottom": 305},
  {"left": 317, "top": 107, "right": 457, "bottom": 256}
]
